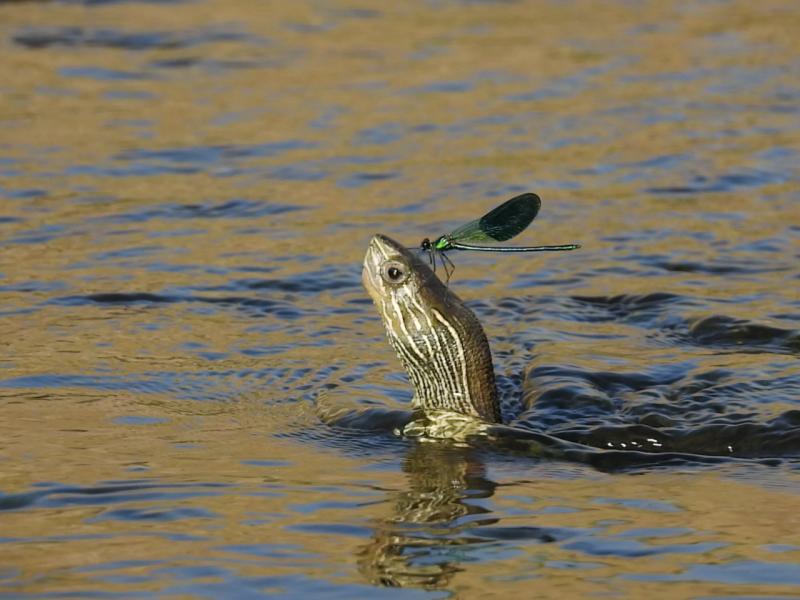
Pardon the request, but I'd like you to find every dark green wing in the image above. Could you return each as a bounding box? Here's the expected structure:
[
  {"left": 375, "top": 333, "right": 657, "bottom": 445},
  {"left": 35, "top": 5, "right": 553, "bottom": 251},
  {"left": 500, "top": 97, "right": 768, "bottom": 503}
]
[
  {"left": 447, "top": 192, "right": 541, "bottom": 243},
  {"left": 479, "top": 192, "right": 541, "bottom": 241}
]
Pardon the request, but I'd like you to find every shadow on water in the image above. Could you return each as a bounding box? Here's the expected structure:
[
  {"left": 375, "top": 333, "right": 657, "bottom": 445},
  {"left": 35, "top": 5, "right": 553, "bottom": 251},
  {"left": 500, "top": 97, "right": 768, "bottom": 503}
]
[{"left": 480, "top": 292, "right": 800, "bottom": 463}]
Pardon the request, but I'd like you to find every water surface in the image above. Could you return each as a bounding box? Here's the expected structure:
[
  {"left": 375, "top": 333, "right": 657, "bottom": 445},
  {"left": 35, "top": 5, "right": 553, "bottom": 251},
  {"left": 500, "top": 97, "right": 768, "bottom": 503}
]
[{"left": 1, "top": 0, "right": 799, "bottom": 597}]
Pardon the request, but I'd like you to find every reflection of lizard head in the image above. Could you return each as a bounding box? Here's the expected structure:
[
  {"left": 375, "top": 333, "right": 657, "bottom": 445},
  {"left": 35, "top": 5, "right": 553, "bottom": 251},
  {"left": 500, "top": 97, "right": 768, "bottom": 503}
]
[{"left": 357, "top": 443, "right": 497, "bottom": 588}]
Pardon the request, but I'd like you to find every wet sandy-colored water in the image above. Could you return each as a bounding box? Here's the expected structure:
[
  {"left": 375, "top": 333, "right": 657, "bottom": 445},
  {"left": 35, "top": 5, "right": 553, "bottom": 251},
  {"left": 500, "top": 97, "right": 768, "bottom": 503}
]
[{"left": 1, "top": 0, "right": 799, "bottom": 597}]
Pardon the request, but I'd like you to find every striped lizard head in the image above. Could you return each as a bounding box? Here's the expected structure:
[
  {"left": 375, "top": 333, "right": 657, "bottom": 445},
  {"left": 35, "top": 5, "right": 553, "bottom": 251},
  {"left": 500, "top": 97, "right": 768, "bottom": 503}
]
[{"left": 362, "top": 234, "right": 500, "bottom": 423}]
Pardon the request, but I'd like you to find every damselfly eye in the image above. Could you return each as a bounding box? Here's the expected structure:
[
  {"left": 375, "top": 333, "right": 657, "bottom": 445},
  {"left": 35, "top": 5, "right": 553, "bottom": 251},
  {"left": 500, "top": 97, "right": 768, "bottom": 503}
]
[{"left": 381, "top": 261, "right": 408, "bottom": 284}]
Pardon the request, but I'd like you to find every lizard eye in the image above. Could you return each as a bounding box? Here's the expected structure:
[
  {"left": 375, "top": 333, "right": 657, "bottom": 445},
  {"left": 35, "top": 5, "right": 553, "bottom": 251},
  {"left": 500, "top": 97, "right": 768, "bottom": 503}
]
[{"left": 381, "top": 261, "right": 408, "bottom": 284}]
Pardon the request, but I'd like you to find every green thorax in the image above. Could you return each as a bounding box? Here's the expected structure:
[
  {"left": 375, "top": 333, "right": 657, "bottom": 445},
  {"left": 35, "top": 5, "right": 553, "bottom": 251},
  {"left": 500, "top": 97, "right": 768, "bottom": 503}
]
[{"left": 433, "top": 236, "right": 452, "bottom": 251}]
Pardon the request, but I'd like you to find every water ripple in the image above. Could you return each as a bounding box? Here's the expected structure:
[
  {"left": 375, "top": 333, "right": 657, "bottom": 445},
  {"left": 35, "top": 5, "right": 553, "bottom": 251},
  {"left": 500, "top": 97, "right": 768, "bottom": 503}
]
[
  {"left": 95, "top": 199, "right": 305, "bottom": 223},
  {"left": 13, "top": 26, "right": 253, "bottom": 51}
]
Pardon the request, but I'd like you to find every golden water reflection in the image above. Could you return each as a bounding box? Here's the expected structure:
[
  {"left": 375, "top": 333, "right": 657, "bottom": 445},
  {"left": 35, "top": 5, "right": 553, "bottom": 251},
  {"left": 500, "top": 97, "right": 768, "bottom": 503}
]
[{"left": 0, "top": 0, "right": 798, "bottom": 596}]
